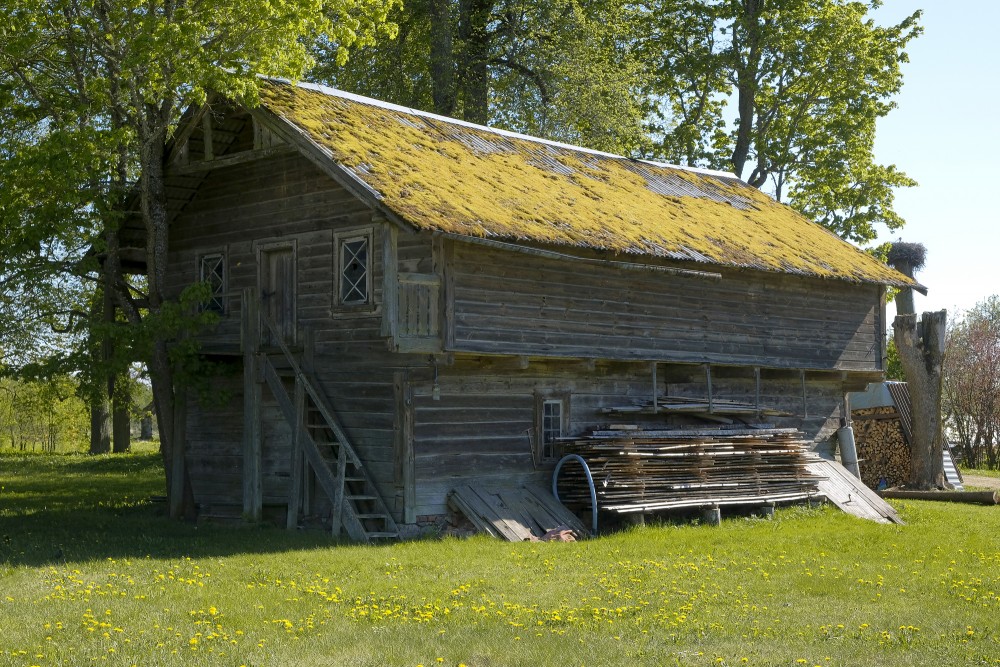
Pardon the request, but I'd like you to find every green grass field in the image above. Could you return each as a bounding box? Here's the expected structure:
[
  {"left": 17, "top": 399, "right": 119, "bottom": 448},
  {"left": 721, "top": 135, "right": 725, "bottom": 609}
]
[{"left": 1, "top": 452, "right": 999, "bottom": 666}]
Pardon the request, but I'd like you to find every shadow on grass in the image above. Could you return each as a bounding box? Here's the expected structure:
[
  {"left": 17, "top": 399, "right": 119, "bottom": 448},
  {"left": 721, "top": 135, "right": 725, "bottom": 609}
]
[{"left": 0, "top": 452, "right": 360, "bottom": 568}]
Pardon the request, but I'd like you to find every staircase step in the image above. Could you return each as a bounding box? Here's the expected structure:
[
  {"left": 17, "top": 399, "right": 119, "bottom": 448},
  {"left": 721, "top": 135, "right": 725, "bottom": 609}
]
[
  {"left": 364, "top": 532, "right": 400, "bottom": 539},
  {"left": 355, "top": 513, "right": 389, "bottom": 520},
  {"left": 347, "top": 494, "right": 378, "bottom": 501}
]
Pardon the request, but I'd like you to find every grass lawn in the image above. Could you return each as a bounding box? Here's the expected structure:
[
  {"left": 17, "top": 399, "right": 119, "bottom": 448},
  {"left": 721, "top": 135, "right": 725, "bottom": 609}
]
[{"left": 2, "top": 452, "right": 999, "bottom": 666}]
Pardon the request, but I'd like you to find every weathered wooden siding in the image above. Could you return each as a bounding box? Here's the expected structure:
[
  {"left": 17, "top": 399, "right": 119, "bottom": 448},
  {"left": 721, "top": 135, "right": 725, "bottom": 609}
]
[
  {"left": 447, "top": 242, "right": 883, "bottom": 372},
  {"left": 166, "top": 150, "right": 400, "bottom": 519},
  {"left": 409, "top": 356, "right": 849, "bottom": 517}
]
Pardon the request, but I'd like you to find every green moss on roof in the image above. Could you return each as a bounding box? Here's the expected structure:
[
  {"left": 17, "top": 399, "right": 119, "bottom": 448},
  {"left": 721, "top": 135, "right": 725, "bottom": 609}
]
[{"left": 259, "top": 81, "right": 911, "bottom": 287}]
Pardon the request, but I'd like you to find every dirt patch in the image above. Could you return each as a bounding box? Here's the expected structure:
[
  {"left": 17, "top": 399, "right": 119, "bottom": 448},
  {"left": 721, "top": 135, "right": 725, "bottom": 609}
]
[{"left": 961, "top": 475, "right": 1000, "bottom": 490}]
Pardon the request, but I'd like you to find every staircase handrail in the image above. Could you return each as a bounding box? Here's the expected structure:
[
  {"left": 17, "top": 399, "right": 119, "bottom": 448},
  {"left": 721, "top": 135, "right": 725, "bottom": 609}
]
[{"left": 256, "top": 307, "right": 363, "bottom": 470}]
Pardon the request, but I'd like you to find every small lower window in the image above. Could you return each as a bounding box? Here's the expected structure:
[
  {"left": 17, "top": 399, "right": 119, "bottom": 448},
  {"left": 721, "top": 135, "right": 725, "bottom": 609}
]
[
  {"left": 541, "top": 400, "right": 563, "bottom": 460},
  {"left": 535, "top": 393, "right": 569, "bottom": 463},
  {"left": 199, "top": 253, "right": 226, "bottom": 313}
]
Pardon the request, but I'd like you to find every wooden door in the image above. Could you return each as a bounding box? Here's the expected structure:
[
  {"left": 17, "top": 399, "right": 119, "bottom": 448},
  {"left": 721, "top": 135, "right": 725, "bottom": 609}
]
[{"left": 259, "top": 245, "right": 296, "bottom": 347}]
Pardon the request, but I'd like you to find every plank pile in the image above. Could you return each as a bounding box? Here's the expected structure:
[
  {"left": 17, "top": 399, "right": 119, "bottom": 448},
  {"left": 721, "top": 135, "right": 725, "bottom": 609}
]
[
  {"left": 558, "top": 426, "right": 823, "bottom": 513},
  {"left": 603, "top": 396, "right": 791, "bottom": 418},
  {"left": 851, "top": 407, "right": 910, "bottom": 489}
]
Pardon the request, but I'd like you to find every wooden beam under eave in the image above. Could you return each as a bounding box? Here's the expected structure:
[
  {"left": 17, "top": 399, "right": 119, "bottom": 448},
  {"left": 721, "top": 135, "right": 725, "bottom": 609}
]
[{"left": 171, "top": 145, "right": 296, "bottom": 175}]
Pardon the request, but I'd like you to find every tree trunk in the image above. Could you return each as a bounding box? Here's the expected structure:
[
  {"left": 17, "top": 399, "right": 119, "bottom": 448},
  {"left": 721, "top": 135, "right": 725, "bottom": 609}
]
[
  {"left": 730, "top": 0, "right": 761, "bottom": 179},
  {"left": 893, "top": 311, "right": 948, "bottom": 489},
  {"left": 90, "top": 403, "right": 111, "bottom": 454},
  {"left": 89, "top": 287, "right": 113, "bottom": 455},
  {"left": 429, "top": 0, "right": 457, "bottom": 116},
  {"left": 112, "top": 378, "right": 131, "bottom": 453},
  {"left": 458, "top": 0, "right": 492, "bottom": 124},
  {"left": 894, "top": 260, "right": 916, "bottom": 315},
  {"left": 140, "top": 101, "right": 196, "bottom": 520}
]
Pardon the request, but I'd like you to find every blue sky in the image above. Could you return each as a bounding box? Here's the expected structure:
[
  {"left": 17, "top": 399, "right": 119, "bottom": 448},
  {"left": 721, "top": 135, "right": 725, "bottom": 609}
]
[{"left": 873, "top": 1, "right": 999, "bottom": 322}]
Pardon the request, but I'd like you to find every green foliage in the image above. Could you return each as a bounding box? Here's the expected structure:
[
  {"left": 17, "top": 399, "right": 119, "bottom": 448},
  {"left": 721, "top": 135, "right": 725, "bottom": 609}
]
[
  {"left": 643, "top": 0, "right": 922, "bottom": 244},
  {"left": 0, "top": 376, "right": 89, "bottom": 452},
  {"left": 4, "top": 454, "right": 1000, "bottom": 664},
  {"left": 313, "top": 0, "right": 650, "bottom": 154},
  {"left": 884, "top": 337, "right": 904, "bottom": 381},
  {"left": 0, "top": 0, "right": 395, "bottom": 469}
]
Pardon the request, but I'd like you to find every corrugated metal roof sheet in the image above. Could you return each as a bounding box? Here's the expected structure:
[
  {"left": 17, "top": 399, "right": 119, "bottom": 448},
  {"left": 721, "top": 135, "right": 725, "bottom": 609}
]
[
  {"left": 886, "top": 382, "right": 914, "bottom": 445},
  {"left": 257, "top": 79, "right": 914, "bottom": 287}
]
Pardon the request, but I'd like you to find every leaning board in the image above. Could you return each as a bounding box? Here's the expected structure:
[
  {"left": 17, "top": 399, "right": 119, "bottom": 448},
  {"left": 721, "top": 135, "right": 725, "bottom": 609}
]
[
  {"left": 807, "top": 459, "right": 904, "bottom": 524},
  {"left": 449, "top": 484, "right": 590, "bottom": 541}
]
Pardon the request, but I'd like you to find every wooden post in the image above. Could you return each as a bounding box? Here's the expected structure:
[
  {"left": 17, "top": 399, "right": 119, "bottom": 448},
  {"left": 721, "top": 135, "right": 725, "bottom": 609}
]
[
  {"left": 381, "top": 223, "right": 398, "bottom": 340},
  {"left": 403, "top": 380, "right": 416, "bottom": 524},
  {"left": 242, "top": 288, "right": 263, "bottom": 522},
  {"left": 651, "top": 362, "right": 658, "bottom": 414},
  {"left": 286, "top": 382, "right": 305, "bottom": 530},
  {"left": 754, "top": 367, "right": 762, "bottom": 419},
  {"left": 702, "top": 504, "right": 721, "bottom": 526},
  {"left": 800, "top": 370, "right": 808, "bottom": 419},
  {"left": 169, "top": 385, "right": 187, "bottom": 519},
  {"left": 704, "top": 364, "right": 713, "bottom": 413},
  {"left": 393, "top": 371, "right": 416, "bottom": 525},
  {"left": 331, "top": 446, "right": 346, "bottom": 536}
]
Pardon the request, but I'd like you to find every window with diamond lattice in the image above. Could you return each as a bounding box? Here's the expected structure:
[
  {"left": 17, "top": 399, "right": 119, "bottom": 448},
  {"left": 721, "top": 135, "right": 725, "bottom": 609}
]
[
  {"left": 339, "top": 236, "right": 370, "bottom": 305},
  {"left": 199, "top": 253, "right": 226, "bottom": 313}
]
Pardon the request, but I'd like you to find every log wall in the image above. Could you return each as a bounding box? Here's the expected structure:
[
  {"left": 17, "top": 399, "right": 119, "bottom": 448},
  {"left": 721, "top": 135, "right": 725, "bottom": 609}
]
[
  {"left": 407, "top": 355, "right": 850, "bottom": 517},
  {"left": 447, "top": 242, "right": 884, "bottom": 372}
]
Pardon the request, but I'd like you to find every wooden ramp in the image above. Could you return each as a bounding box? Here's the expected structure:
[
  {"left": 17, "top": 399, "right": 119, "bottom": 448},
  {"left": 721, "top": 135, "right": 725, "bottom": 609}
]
[
  {"left": 807, "top": 459, "right": 904, "bottom": 525},
  {"left": 449, "top": 484, "right": 590, "bottom": 541}
]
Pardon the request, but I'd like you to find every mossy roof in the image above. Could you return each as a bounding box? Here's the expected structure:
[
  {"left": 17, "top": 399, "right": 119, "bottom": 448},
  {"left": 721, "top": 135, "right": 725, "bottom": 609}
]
[{"left": 257, "top": 79, "right": 911, "bottom": 287}]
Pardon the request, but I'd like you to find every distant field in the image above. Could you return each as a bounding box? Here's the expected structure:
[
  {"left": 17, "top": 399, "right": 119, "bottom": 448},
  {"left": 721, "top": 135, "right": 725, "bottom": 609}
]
[{"left": 1, "top": 452, "right": 999, "bottom": 666}]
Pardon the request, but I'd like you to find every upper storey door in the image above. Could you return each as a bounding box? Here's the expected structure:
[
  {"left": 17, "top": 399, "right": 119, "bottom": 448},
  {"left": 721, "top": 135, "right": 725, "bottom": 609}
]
[{"left": 258, "top": 244, "right": 296, "bottom": 347}]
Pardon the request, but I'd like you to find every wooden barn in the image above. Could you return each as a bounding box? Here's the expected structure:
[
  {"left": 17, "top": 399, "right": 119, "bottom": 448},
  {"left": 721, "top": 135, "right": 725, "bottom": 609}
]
[{"left": 130, "top": 79, "right": 916, "bottom": 540}]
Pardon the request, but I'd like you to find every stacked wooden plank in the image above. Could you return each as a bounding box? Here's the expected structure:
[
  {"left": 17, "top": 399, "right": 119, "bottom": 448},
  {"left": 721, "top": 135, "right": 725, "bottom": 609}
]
[
  {"left": 558, "top": 426, "right": 822, "bottom": 513},
  {"left": 603, "top": 396, "right": 791, "bottom": 418}
]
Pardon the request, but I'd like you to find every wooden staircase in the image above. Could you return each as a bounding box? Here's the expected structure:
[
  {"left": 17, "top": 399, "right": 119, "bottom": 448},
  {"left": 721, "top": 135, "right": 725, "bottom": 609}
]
[{"left": 245, "top": 291, "right": 399, "bottom": 542}]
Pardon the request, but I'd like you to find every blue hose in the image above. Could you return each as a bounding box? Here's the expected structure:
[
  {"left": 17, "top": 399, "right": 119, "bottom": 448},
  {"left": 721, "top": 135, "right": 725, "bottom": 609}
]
[{"left": 552, "top": 454, "right": 598, "bottom": 536}]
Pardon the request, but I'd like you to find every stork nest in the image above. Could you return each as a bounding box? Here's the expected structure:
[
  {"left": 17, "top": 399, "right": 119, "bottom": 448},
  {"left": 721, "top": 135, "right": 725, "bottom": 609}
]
[{"left": 887, "top": 242, "right": 926, "bottom": 270}]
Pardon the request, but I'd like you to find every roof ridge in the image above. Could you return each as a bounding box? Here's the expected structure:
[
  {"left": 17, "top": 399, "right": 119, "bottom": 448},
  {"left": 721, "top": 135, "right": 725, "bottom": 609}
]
[{"left": 275, "top": 77, "right": 739, "bottom": 181}]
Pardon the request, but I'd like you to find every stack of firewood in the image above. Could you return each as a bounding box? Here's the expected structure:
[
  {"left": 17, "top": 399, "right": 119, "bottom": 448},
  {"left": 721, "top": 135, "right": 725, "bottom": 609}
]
[
  {"left": 557, "top": 425, "right": 823, "bottom": 513},
  {"left": 852, "top": 407, "right": 910, "bottom": 489}
]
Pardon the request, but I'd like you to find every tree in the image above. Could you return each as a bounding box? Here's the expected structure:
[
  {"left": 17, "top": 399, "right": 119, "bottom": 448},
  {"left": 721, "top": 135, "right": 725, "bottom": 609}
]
[
  {"left": 311, "top": 0, "right": 650, "bottom": 154},
  {"left": 888, "top": 241, "right": 945, "bottom": 489},
  {"left": 0, "top": 376, "right": 89, "bottom": 452},
  {"left": 943, "top": 298, "right": 1000, "bottom": 469},
  {"left": 1, "top": 0, "right": 394, "bottom": 515},
  {"left": 893, "top": 311, "right": 947, "bottom": 489},
  {"left": 643, "top": 0, "right": 922, "bottom": 244}
]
